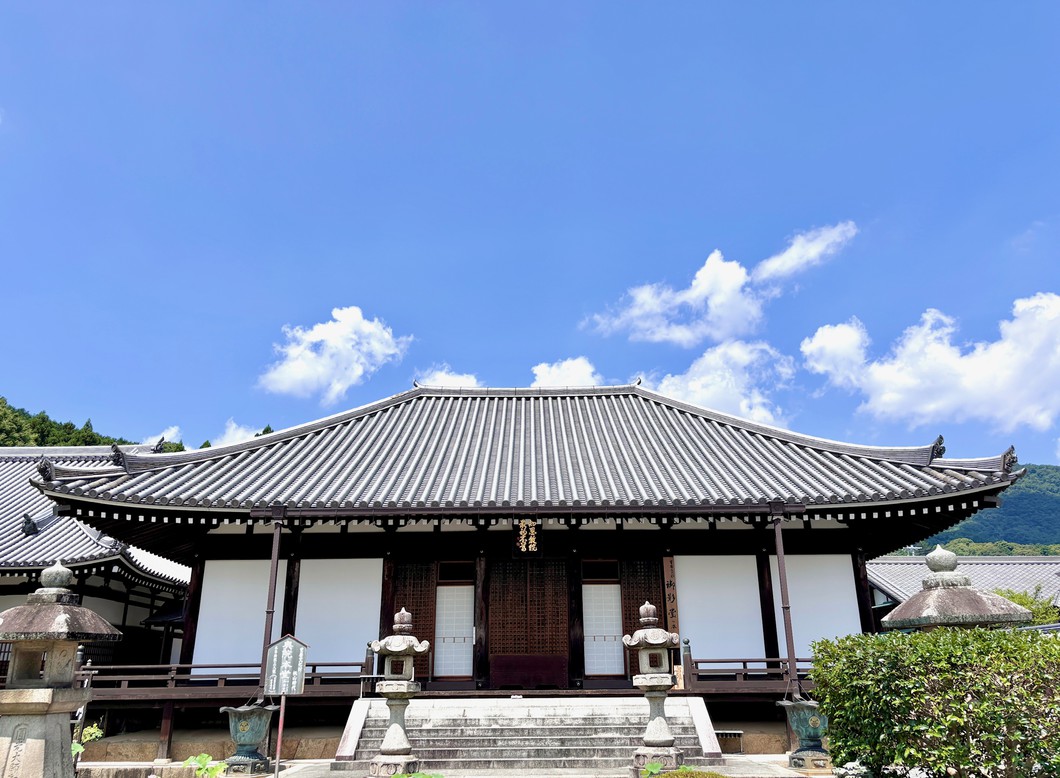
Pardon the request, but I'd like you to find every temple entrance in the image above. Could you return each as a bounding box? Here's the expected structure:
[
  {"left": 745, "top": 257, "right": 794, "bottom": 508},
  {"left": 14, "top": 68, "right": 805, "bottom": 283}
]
[
  {"left": 385, "top": 555, "right": 664, "bottom": 690},
  {"left": 488, "top": 559, "right": 569, "bottom": 689}
]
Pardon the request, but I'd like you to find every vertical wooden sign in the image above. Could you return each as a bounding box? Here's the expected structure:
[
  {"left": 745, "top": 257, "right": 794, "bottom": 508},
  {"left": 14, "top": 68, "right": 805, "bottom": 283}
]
[
  {"left": 662, "top": 556, "right": 683, "bottom": 689},
  {"left": 662, "top": 556, "right": 680, "bottom": 634}
]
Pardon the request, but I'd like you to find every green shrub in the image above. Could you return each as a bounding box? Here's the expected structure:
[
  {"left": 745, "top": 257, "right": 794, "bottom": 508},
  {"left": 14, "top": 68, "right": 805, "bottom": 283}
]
[
  {"left": 811, "top": 629, "right": 1060, "bottom": 777},
  {"left": 994, "top": 584, "right": 1059, "bottom": 625}
]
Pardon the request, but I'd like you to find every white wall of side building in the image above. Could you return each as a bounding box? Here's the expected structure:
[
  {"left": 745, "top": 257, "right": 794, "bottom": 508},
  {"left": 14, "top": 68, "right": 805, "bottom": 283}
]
[
  {"left": 294, "top": 559, "right": 383, "bottom": 663},
  {"left": 770, "top": 554, "right": 862, "bottom": 657},
  {"left": 674, "top": 555, "right": 765, "bottom": 660},
  {"left": 82, "top": 596, "right": 127, "bottom": 626},
  {"left": 194, "top": 559, "right": 287, "bottom": 666}
]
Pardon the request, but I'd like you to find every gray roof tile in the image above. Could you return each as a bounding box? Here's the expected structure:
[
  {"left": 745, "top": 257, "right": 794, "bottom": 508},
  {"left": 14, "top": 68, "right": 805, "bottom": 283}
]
[
  {"left": 0, "top": 447, "right": 189, "bottom": 587},
  {"left": 35, "top": 385, "right": 1017, "bottom": 515},
  {"left": 868, "top": 556, "right": 1060, "bottom": 603}
]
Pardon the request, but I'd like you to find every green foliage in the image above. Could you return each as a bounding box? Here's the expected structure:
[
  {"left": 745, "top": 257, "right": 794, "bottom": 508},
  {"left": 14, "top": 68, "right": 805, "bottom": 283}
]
[
  {"left": 659, "top": 768, "right": 725, "bottom": 778},
  {"left": 0, "top": 397, "right": 37, "bottom": 445},
  {"left": 939, "top": 537, "right": 1060, "bottom": 556},
  {"left": 255, "top": 424, "right": 274, "bottom": 436},
  {"left": 0, "top": 396, "right": 186, "bottom": 451},
  {"left": 182, "top": 754, "right": 228, "bottom": 777},
  {"left": 200, "top": 440, "right": 212, "bottom": 448},
  {"left": 929, "top": 463, "right": 1060, "bottom": 547},
  {"left": 641, "top": 763, "right": 665, "bottom": 777},
  {"left": 811, "top": 629, "right": 1060, "bottom": 776},
  {"left": 70, "top": 741, "right": 84, "bottom": 758},
  {"left": 994, "top": 585, "right": 1059, "bottom": 625},
  {"left": 80, "top": 722, "right": 104, "bottom": 743}
]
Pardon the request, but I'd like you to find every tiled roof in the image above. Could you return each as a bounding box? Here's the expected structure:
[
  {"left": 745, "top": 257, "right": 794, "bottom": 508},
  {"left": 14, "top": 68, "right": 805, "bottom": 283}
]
[
  {"left": 868, "top": 555, "right": 1060, "bottom": 604},
  {"left": 0, "top": 447, "right": 189, "bottom": 587},
  {"left": 35, "top": 385, "right": 1018, "bottom": 515}
]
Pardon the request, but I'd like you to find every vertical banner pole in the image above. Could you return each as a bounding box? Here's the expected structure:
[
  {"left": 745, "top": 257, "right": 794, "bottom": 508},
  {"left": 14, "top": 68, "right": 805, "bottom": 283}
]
[{"left": 274, "top": 692, "right": 287, "bottom": 778}]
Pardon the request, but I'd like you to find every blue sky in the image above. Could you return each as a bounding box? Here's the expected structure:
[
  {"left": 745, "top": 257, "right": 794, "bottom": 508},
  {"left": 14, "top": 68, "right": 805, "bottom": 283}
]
[{"left": 1, "top": 4, "right": 1058, "bottom": 464}]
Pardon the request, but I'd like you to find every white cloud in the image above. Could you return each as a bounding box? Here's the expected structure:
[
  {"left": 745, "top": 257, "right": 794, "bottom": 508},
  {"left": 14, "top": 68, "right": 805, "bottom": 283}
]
[
  {"left": 530, "top": 357, "right": 604, "bottom": 387},
  {"left": 751, "top": 221, "right": 858, "bottom": 283},
  {"left": 651, "top": 341, "right": 795, "bottom": 425},
  {"left": 802, "top": 293, "right": 1060, "bottom": 432},
  {"left": 259, "top": 306, "right": 412, "bottom": 405},
  {"left": 1055, "top": 436, "right": 1060, "bottom": 464},
  {"left": 415, "top": 364, "right": 482, "bottom": 388},
  {"left": 141, "top": 425, "right": 181, "bottom": 445},
  {"left": 800, "top": 317, "right": 870, "bottom": 390},
  {"left": 589, "top": 221, "right": 857, "bottom": 347},
  {"left": 212, "top": 419, "right": 264, "bottom": 447},
  {"left": 589, "top": 250, "right": 761, "bottom": 346}
]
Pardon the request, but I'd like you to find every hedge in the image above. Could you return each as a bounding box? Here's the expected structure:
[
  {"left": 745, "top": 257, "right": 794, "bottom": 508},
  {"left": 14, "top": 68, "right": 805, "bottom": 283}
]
[{"left": 811, "top": 629, "right": 1060, "bottom": 777}]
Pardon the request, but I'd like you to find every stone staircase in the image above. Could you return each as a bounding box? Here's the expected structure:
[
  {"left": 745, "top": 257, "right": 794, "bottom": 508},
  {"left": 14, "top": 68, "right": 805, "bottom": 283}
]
[{"left": 332, "top": 696, "right": 723, "bottom": 774}]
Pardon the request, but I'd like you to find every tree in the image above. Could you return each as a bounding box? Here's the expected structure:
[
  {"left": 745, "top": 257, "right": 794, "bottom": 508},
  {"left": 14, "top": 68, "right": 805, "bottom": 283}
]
[
  {"left": 0, "top": 397, "right": 37, "bottom": 446},
  {"left": 994, "top": 585, "right": 1059, "bottom": 626}
]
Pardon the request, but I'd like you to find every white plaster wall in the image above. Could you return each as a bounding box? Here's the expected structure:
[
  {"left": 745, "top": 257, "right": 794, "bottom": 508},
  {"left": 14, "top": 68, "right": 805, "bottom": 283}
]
[
  {"left": 770, "top": 554, "right": 862, "bottom": 657},
  {"left": 194, "top": 559, "right": 287, "bottom": 667},
  {"left": 126, "top": 605, "right": 151, "bottom": 627},
  {"left": 82, "top": 596, "right": 126, "bottom": 626},
  {"left": 295, "top": 559, "right": 383, "bottom": 663},
  {"left": 0, "top": 595, "right": 28, "bottom": 613},
  {"left": 674, "top": 556, "right": 765, "bottom": 661}
]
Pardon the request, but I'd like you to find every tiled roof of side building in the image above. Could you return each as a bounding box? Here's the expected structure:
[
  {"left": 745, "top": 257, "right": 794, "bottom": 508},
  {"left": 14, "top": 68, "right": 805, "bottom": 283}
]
[
  {"left": 0, "top": 447, "right": 190, "bottom": 587},
  {"left": 34, "top": 384, "right": 1020, "bottom": 514},
  {"left": 867, "top": 555, "right": 1060, "bottom": 604}
]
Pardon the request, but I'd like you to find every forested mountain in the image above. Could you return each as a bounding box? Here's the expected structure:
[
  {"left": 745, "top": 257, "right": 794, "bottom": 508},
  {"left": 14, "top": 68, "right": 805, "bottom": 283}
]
[
  {"left": 925, "top": 463, "right": 1060, "bottom": 551},
  {"left": 0, "top": 396, "right": 184, "bottom": 451}
]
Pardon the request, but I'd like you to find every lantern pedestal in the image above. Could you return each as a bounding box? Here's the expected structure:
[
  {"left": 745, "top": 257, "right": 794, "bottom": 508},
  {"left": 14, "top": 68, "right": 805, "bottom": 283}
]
[
  {"left": 777, "top": 699, "right": 831, "bottom": 774},
  {"left": 220, "top": 704, "right": 277, "bottom": 774}
]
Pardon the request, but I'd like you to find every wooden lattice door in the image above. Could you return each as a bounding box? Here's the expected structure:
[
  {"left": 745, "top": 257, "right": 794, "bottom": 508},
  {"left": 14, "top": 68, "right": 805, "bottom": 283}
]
[
  {"left": 620, "top": 559, "right": 665, "bottom": 637},
  {"left": 390, "top": 561, "right": 437, "bottom": 679},
  {"left": 487, "top": 559, "right": 569, "bottom": 687}
]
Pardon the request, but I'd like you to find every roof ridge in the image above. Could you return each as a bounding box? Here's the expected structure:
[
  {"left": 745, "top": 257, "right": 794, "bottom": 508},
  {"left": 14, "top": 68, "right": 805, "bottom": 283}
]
[{"left": 34, "top": 385, "right": 1017, "bottom": 484}]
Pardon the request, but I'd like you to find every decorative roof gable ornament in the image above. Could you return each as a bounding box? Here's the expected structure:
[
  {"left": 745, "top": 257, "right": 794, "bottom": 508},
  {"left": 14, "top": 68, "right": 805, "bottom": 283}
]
[
  {"left": 36, "top": 457, "right": 55, "bottom": 481},
  {"left": 931, "top": 435, "right": 946, "bottom": 461}
]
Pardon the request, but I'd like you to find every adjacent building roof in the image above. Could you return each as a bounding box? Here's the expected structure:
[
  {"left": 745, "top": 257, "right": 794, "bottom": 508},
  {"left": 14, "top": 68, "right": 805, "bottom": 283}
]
[
  {"left": 880, "top": 546, "right": 1033, "bottom": 630},
  {"left": 868, "top": 555, "right": 1060, "bottom": 605},
  {"left": 33, "top": 384, "right": 1020, "bottom": 517},
  {"left": 0, "top": 447, "right": 190, "bottom": 590}
]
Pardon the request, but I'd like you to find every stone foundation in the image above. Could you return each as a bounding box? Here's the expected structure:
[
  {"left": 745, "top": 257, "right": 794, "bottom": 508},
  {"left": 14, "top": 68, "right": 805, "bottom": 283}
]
[{"left": 80, "top": 726, "right": 342, "bottom": 763}]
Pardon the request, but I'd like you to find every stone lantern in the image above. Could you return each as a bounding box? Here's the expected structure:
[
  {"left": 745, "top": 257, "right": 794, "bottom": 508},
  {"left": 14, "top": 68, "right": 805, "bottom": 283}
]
[
  {"left": 622, "top": 601, "right": 681, "bottom": 776},
  {"left": 367, "top": 607, "right": 429, "bottom": 777},
  {"left": 882, "top": 545, "right": 1032, "bottom": 631},
  {"left": 0, "top": 561, "right": 121, "bottom": 778}
]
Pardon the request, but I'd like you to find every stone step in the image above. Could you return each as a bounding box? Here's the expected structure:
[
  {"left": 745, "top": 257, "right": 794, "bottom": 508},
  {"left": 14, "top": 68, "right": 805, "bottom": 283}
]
[
  {"left": 335, "top": 695, "right": 723, "bottom": 773},
  {"left": 334, "top": 755, "right": 724, "bottom": 771},
  {"left": 355, "top": 724, "right": 700, "bottom": 736}
]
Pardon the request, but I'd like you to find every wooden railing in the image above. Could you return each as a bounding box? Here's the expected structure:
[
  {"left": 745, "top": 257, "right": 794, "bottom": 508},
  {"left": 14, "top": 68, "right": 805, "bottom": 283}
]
[
  {"left": 681, "top": 654, "right": 814, "bottom": 694},
  {"left": 80, "top": 660, "right": 370, "bottom": 702}
]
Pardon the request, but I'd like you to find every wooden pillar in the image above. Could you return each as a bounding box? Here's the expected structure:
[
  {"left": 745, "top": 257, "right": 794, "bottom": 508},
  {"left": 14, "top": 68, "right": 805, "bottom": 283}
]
[
  {"left": 179, "top": 555, "right": 206, "bottom": 665},
  {"left": 259, "top": 520, "right": 284, "bottom": 691},
  {"left": 772, "top": 512, "right": 800, "bottom": 692},
  {"left": 281, "top": 529, "right": 304, "bottom": 637},
  {"left": 157, "top": 701, "right": 175, "bottom": 761},
  {"left": 851, "top": 551, "right": 875, "bottom": 633},
  {"left": 567, "top": 551, "right": 585, "bottom": 689},
  {"left": 473, "top": 554, "right": 490, "bottom": 690},
  {"left": 378, "top": 555, "right": 396, "bottom": 672},
  {"left": 755, "top": 546, "right": 781, "bottom": 663}
]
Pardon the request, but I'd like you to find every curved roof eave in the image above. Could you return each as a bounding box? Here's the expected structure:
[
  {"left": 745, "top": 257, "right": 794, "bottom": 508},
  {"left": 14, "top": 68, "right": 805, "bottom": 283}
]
[{"left": 29, "top": 384, "right": 1019, "bottom": 513}]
